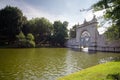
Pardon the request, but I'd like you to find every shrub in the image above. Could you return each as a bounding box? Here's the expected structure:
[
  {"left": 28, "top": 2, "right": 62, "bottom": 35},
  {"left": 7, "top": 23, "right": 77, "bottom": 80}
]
[{"left": 16, "top": 32, "right": 35, "bottom": 48}]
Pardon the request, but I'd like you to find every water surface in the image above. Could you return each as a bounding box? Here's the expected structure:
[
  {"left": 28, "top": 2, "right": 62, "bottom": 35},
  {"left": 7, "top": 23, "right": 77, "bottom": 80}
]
[{"left": 0, "top": 48, "right": 120, "bottom": 80}]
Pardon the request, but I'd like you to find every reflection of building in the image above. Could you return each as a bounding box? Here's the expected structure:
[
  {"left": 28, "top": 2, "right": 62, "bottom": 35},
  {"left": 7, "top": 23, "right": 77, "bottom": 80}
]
[{"left": 67, "top": 16, "right": 120, "bottom": 52}]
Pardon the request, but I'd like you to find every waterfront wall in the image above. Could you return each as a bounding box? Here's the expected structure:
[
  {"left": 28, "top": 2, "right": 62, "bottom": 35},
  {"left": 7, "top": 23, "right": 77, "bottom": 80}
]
[
  {"left": 67, "top": 39, "right": 120, "bottom": 52},
  {"left": 67, "top": 16, "right": 120, "bottom": 52},
  {"left": 88, "top": 46, "right": 120, "bottom": 52}
]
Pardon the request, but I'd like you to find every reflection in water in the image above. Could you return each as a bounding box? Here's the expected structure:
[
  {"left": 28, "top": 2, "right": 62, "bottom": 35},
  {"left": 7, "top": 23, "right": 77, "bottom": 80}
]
[
  {"left": 65, "top": 50, "right": 82, "bottom": 75},
  {"left": 0, "top": 48, "right": 120, "bottom": 80},
  {"left": 82, "top": 47, "right": 88, "bottom": 52}
]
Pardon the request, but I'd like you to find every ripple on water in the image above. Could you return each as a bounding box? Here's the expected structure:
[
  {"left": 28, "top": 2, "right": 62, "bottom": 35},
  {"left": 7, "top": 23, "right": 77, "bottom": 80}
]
[
  {"left": 99, "top": 56, "right": 120, "bottom": 64},
  {"left": 0, "top": 48, "right": 120, "bottom": 80}
]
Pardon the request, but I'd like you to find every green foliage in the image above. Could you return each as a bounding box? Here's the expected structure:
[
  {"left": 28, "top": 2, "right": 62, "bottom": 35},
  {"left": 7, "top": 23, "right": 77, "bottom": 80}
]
[
  {"left": 16, "top": 31, "right": 25, "bottom": 40},
  {"left": 69, "top": 25, "right": 77, "bottom": 38},
  {"left": 26, "top": 33, "right": 34, "bottom": 41},
  {"left": 53, "top": 21, "right": 68, "bottom": 47},
  {"left": 0, "top": 6, "right": 68, "bottom": 47},
  {"left": 107, "top": 73, "right": 120, "bottom": 80},
  {"left": 92, "top": 0, "right": 120, "bottom": 40},
  {"left": 26, "top": 40, "right": 35, "bottom": 48},
  {"left": 0, "top": 6, "right": 26, "bottom": 45},
  {"left": 16, "top": 31, "right": 27, "bottom": 48},
  {"left": 26, "top": 33, "right": 35, "bottom": 47},
  {"left": 16, "top": 32, "right": 35, "bottom": 48},
  {"left": 105, "top": 25, "right": 120, "bottom": 40},
  {"left": 22, "top": 17, "right": 53, "bottom": 45},
  {"left": 92, "top": 0, "right": 109, "bottom": 11}
]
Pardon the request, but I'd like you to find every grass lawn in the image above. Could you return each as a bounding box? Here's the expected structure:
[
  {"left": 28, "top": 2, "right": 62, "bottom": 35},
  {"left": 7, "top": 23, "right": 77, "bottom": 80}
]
[{"left": 58, "top": 62, "right": 120, "bottom": 80}]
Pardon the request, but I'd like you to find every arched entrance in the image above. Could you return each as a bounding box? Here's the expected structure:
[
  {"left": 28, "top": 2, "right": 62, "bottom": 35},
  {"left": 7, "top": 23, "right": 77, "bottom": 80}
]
[
  {"left": 80, "top": 31, "right": 91, "bottom": 48},
  {"left": 67, "top": 16, "right": 99, "bottom": 51}
]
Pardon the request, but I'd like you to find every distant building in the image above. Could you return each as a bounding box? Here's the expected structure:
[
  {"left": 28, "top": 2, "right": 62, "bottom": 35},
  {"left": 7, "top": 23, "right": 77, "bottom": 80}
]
[{"left": 67, "top": 16, "right": 120, "bottom": 52}]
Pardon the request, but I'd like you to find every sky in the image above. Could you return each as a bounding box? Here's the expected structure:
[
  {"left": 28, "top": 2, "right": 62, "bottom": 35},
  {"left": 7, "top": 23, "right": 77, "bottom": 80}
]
[{"left": 0, "top": 0, "right": 106, "bottom": 34}]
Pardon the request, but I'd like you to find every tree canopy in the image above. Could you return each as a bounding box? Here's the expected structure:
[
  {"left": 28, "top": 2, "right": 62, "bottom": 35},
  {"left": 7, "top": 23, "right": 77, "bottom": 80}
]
[
  {"left": 0, "top": 6, "right": 68, "bottom": 47},
  {"left": 92, "top": 0, "right": 120, "bottom": 40},
  {"left": 16, "top": 32, "right": 35, "bottom": 48},
  {"left": 53, "top": 21, "right": 68, "bottom": 47},
  {"left": 69, "top": 25, "right": 77, "bottom": 38},
  {"left": 22, "top": 17, "right": 53, "bottom": 44},
  {"left": 0, "top": 6, "right": 27, "bottom": 45}
]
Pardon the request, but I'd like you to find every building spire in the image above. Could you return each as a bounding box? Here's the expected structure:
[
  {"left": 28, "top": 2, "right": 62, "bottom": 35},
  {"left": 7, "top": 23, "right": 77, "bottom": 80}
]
[
  {"left": 92, "top": 15, "right": 97, "bottom": 22},
  {"left": 84, "top": 19, "right": 87, "bottom": 23}
]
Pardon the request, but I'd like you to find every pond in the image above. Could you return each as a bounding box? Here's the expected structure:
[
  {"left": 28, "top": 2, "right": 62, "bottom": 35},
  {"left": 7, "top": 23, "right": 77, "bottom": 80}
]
[{"left": 0, "top": 48, "right": 120, "bottom": 80}]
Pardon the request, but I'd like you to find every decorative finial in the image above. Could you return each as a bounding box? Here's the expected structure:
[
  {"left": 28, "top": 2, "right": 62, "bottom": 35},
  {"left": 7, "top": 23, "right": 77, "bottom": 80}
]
[
  {"left": 93, "top": 14, "right": 96, "bottom": 18},
  {"left": 92, "top": 15, "right": 97, "bottom": 22},
  {"left": 84, "top": 19, "right": 87, "bottom": 23}
]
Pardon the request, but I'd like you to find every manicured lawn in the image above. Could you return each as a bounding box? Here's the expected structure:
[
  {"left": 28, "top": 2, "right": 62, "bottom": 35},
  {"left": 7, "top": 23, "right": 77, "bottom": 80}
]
[{"left": 58, "top": 62, "right": 120, "bottom": 80}]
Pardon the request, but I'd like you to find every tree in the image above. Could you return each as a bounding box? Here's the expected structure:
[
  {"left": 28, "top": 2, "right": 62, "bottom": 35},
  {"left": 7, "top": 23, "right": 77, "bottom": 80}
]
[
  {"left": 63, "top": 21, "right": 69, "bottom": 38},
  {"left": 92, "top": 0, "right": 120, "bottom": 40},
  {"left": 16, "top": 31, "right": 27, "bottom": 47},
  {"left": 26, "top": 33, "right": 35, "bottom": 47},
  {"left": 26, "top": 33, "right": 35, "bottom": 41},
  {"left": 16, "top": 31, "right": 25, "bottom": 40},
  {"left": 69, "top": 25, "right": 77, "bottom": 38},
  {"left": 16, "top": 32, "right": 35, "bottom": 48},
  {"left": 0, "top": 6, "right": 69, "bottom": 48},
  {"left": 105, "top": 24, "right": 119, "bottom": 40},
  {"left": 22, "top": 17, "right": 53, "bottom": 46},
  {"left": 53, "top": 21, "right": 68, "bottom": 46},
  {"left": 0, "top": 6, "right": 26, "bottom": 45}
]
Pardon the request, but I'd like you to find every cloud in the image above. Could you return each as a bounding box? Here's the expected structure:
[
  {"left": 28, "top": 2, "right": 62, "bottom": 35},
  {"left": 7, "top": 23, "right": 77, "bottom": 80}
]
[
  {"left": 98, "top": 27, "right": 107, "bottom": 34},
  {"left": 83, "top": 10, "right": 106, "bottom": 34},
  {"left": 0, "top": 0, "right": 74, "bottom": 29},
  {"left": 85, "top": 11, "right": 94, "bottom": 21},
  {"left": 0, "top": 0, "right": 106, "bottom": 33},
  {"left": 0, "top": 0, "right": 45, "bottom": 18}
]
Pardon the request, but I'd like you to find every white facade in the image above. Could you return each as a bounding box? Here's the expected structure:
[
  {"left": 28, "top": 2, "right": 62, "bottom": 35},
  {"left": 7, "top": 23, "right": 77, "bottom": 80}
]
[{"left": 67, "top": 16, "right": 120, "bottom": 52}]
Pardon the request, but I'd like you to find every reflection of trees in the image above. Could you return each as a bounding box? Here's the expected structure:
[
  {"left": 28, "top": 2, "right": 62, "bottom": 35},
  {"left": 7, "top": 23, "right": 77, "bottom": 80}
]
[{"left": 65, "top": 50, "right": 82, "bottom": 75}]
